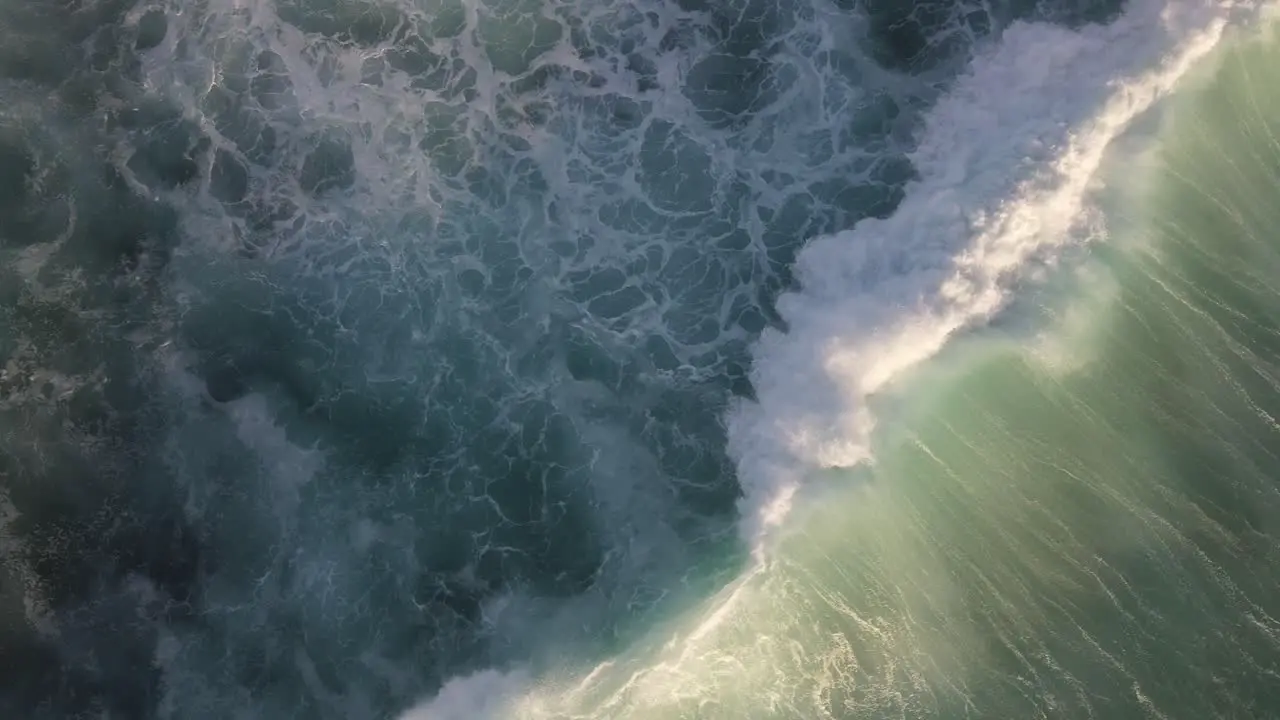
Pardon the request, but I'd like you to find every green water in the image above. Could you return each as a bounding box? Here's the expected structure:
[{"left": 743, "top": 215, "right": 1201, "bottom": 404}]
[
  {"left": 785, "top": 24, "right": 1280, "bottom": 719},
  {"left": 518, "top": 21, "right": 1280, "bottom": 720}
]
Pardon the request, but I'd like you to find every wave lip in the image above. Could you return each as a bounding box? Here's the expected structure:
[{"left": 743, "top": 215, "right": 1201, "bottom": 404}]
[{"left": 727, "top": 0, "right": 1264, "bottom": 548}]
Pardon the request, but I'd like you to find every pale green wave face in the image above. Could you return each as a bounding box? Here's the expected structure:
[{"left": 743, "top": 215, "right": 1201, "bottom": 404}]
[
  {"left": 489, "top": 20, "right": 1280, "bottom": 720},
  {"left": 820, "top": 40, "right": 1280, "bottom": 709}
]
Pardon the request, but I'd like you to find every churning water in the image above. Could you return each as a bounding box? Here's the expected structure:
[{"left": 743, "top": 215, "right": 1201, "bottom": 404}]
[{"left": 2, "top": 0, "right": 1280, "bottom": 717}]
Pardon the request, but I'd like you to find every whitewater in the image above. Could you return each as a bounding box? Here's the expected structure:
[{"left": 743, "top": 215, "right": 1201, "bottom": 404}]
[{"left": 3, "top": 0, "right": 1280, "bottom": 717}]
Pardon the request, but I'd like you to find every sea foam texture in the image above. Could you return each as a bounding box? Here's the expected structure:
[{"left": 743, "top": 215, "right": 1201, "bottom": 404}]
[
  {"left": 399, "top": 0, "right": 1275, "bottom": 715},
  {"left": 727, "top": 0, "right": 1265, "bottom": 549}
]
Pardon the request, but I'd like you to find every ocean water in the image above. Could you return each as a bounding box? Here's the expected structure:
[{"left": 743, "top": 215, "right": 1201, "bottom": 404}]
[{"left": 2, "top": 0, "right": 1279, "bottom": 717}]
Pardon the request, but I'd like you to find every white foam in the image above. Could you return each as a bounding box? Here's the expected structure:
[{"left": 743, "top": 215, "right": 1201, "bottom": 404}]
[
  {"left": 398, "top": 668, "right": 531, "bottom": 720},
  {"left": 727, "top": 0, "right": 1267, "bottom": 548}
]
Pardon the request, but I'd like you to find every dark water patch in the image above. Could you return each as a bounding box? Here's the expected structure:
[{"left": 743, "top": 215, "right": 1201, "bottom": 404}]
[
  {"left": 858, "top": 0, "right": 1127, "bottom": 74},
  {"left": 1033, "top": 0, "right": 1126, "bottom": 26},
  {"left": 299, "top": 135, "right": 357, "bottom": 195},
  {"left": 684, "top": 53, "right": 774, "bottom": 129},
  {"left": 210, "top": 149, "right": 250, "bottom": 203},
  {"left": 200, "top": 86, "right": 281, "bottom": 164},
  {"left": 680, "top": 0, "right": 797, "bottom": 130},
  {"left": 0, "top": 139, "right": 33, "bottom": 202},
  {"left": 73, "top": 166, "right": 180, "bottom": 272},
  {"left": 387, "top": 35, "right": 452, "bottom": 89},
  {"left": 275, "top": 0, "right": 406, "bottom": 46},
  {"left": 250, "top": 50, "right": 295, "bottom": 110},
  {"left": 204, "top": 360, "right": 251, "bottom": 403},
  {"left": 0, "top": 138, "right": 53, "bottom": 248},
  {"left": 135, "top": 10, "right": 168, "bottom": 51},
  {"left": 126, "top": 124, "right": 209, "bottom": 191},
  {"left": 859, "top": 0, "right": 989, "bottom": 72}
]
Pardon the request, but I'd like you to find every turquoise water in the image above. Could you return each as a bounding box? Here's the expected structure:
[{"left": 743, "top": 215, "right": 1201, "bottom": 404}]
[
  {"left": 788, "top": 28, "right": 1280, "bottom": 717},
  {"left": 1, "top": 0, "right": 1278, "bottom": 718}
]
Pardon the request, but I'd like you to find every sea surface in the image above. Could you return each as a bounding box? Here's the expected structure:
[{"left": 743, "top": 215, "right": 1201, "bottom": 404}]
[{"left": 2, "top": 0, "right": 1279, "bottom": 718}]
